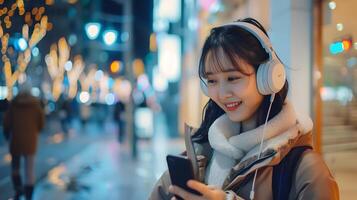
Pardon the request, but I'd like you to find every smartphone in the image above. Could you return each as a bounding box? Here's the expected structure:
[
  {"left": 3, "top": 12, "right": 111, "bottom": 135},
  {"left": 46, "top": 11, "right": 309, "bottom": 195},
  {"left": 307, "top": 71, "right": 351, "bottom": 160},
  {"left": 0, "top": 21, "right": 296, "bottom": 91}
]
[{"left": 166, "top": 155, "right": 201, "bottom": 199}]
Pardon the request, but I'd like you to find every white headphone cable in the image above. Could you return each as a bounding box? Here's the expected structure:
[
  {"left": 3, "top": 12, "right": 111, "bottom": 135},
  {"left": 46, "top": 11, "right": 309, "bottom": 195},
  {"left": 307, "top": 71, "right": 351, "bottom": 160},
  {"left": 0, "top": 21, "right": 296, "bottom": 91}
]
[{"left": 249, "top": 93, "right": 275, "bottom": 200}]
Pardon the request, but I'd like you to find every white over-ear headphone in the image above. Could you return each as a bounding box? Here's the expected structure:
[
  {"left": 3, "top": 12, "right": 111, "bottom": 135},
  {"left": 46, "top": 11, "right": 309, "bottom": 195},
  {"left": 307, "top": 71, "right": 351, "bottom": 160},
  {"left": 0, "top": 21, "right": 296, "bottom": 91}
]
[{"left": 200, "top": 21, "right": 286, "bottom": 96}]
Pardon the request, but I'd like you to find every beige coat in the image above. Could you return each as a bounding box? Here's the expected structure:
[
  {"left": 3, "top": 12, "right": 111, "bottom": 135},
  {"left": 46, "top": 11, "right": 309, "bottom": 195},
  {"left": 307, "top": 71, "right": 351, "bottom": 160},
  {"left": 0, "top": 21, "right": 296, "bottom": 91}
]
[
  {"left": 149, "top": 120, "right": 339, "bottom": 200},
  {"left": 3, "top": 92, "right": 45, "bottom": 156}
]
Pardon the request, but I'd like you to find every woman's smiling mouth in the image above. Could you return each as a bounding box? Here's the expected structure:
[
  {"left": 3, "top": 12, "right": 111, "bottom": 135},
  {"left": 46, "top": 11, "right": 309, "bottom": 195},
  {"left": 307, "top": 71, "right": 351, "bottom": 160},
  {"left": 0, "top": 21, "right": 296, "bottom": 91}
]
[{"left": 224, "top": 101, "right": 242, "bottom": 111}]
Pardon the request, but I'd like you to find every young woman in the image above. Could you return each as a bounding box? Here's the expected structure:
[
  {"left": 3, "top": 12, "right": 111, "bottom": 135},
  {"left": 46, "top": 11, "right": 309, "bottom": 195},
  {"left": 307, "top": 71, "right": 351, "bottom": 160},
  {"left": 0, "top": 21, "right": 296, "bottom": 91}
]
[{"left": 149, "top": 18, "right": 339, "bottom": 200}]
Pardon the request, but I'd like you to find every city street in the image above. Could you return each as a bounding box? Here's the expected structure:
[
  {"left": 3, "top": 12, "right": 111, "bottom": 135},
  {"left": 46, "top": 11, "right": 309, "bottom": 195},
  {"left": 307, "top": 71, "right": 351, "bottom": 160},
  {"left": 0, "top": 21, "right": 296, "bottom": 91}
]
[{"left": 0, "top": 116, "right": 185, "bottom": 200}]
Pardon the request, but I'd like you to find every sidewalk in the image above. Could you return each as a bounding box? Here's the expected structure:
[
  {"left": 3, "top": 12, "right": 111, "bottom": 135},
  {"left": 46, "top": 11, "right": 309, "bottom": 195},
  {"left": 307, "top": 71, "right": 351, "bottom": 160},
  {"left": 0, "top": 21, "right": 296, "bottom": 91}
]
[
  {"left": 0, "top": 120, "right": 119, "bottom": 200},
  {"left": 34, "top": 137, "right": 184, "bottom": 200},
  {"left": 1, "top": 113, "right": 185, "bottom": 200}
]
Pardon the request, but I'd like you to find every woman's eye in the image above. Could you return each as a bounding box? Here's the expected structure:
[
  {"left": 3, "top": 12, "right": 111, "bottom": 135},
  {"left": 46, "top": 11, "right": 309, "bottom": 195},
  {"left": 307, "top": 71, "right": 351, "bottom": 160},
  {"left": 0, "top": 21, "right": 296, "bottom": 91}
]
[
  {"left": 207, "top": 79, "right": 216, "bottom": 84},
  {"left": 227, "top": 77, "right": 240, "bottom": 81}
]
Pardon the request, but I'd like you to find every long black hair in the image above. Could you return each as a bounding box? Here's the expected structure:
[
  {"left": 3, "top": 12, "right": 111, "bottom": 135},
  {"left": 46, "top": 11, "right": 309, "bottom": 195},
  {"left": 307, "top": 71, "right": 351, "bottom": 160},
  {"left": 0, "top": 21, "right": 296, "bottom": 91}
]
[{"left": 192, "top": 18, "right": 289, "bottom": 143}]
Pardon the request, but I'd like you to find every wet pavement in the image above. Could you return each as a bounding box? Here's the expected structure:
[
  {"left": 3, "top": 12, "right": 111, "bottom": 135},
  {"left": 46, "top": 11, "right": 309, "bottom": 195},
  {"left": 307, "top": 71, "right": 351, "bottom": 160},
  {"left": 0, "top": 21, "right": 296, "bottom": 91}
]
[
  {"left": 0, "top": 120, "right": 116, "bottom": 199},
  {"left": 0, "top": 115, "right": 185, "bottom": 200},
  {"left": 34, "top": 138, "right": 183, "bottom": 200}
]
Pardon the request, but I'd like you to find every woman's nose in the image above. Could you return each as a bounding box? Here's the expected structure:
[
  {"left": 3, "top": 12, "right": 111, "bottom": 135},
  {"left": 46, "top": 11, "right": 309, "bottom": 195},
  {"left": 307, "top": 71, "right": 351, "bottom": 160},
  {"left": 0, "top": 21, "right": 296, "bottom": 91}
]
[{"left": 218, "top": 84, "right": 232, "bottom": 99}]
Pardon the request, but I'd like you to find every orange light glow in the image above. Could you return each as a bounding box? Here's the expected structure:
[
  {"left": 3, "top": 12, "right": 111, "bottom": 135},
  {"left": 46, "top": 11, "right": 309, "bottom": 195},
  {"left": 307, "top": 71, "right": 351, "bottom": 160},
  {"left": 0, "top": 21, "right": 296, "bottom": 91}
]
[
  {"left": 11, "top": 3, "right": 17, "bottom": 10},
  {"left": 25, "top": 12, "right": 31, "bottom": 23},
  {"left": 342, "top": 39, "right": 352, "bottom": 51},
  {"left": 8, "top": 9, "right": 14, "bottom": 16},
  {"left": 32, "top": 7, "right": 38, "bottom": 15},
  {"left": 133, "top": 58, "right": 145, "bottom": 77},
  {"left": 67, "top": 0, "right": 78, "bottom": 4},
  {"left": 0, "top": 26, "right": 2, "bottom": 37},
  {"left": 35, "top": 13, "right": 42, "bottom": 21},
  {"left": 3, "top": 153, "right": 12, "bottom": 164},
  {"left": 38, "top": 7, "right": 45, "bottom": 14},
  {"left": 45, "top": 0, "right": 55, "bottom": 6},
  {"left": 110, "top": 60, "right": 121, "bottom": 73},
  {"left": 46, "top": 22, "right": 53, "bottom": 31},
  {"left": 150, "top": 33, "right": 157, "bottom": 52}
]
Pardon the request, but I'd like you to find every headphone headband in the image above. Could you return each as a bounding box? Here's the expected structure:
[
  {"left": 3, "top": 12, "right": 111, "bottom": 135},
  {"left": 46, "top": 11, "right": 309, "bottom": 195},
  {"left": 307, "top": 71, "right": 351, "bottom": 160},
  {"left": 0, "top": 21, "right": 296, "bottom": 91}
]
[
  {"left": 222, "top": 22, "right": 274, "bottom": 58},
  {"left": 200, "top": 21, "right": 286, "bottom": 96}
]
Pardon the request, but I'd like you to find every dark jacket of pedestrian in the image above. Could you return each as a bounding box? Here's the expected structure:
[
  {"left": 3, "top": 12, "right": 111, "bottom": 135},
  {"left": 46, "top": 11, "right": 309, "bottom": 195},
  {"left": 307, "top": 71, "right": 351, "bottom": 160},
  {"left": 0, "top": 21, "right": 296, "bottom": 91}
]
[{"left": 3, "top": 92, "right": 45, "bottom": 155}]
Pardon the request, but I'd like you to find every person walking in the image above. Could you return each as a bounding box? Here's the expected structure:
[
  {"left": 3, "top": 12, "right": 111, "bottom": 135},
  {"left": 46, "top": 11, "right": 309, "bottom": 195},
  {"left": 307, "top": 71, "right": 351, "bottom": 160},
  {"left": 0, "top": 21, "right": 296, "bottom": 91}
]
[{"left": 3, "top": 87, "right": 45, "bottom": 200}]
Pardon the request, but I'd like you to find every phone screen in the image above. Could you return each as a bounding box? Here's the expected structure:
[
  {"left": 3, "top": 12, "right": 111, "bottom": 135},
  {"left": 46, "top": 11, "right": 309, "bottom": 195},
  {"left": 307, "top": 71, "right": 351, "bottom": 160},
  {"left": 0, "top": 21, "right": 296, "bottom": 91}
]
[{"left": 166, "top": 155, "right": 201, "bottom": 199}]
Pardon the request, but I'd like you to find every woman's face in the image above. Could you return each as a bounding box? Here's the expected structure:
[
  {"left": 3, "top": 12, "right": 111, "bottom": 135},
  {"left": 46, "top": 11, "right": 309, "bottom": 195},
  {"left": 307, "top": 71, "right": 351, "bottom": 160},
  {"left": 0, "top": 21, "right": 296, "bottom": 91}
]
[{"left": 205, "top": 48, "right": 264, "bottom": 122}]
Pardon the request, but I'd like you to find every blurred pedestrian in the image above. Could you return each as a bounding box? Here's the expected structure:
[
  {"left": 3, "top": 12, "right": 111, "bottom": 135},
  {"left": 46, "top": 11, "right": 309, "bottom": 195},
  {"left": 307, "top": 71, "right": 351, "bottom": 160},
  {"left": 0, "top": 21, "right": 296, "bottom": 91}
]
[
  {"left": 79, "top": 103, "right": 91, "bottom": 130},
  {"left": 59, "top": 97, "right": 72, "bottom": 138},
  {"left": 3, "top": 85, "right": 45, "bottom": 200},
  {"left": 113, "top": 100, "right": 126, "bottom": 143}
]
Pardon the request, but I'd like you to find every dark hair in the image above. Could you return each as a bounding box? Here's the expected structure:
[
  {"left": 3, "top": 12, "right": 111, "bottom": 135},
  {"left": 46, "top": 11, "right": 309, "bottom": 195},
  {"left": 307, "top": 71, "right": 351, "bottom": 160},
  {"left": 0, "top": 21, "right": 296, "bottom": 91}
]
[{"left": 192, "top": 18, "right": 289, "bottom": 143}]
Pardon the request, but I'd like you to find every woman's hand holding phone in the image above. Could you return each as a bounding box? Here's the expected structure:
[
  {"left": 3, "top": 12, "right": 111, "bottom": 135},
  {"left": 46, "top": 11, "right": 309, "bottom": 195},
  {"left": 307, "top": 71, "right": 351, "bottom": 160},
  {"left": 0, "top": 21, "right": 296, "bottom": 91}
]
[
  {"left": 166, "top": 155, "right": 226, "bottom": 200},
  {"left": 169, "top": 180, "right": 226, "bottom": 200}
]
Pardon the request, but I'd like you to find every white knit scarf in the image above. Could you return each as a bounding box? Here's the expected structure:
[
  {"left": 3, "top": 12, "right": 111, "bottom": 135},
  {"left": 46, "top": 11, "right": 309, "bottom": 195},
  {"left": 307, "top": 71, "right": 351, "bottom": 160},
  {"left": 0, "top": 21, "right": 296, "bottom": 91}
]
[{"left": 206, "top": 100, "right": 299, "bottom": 187}]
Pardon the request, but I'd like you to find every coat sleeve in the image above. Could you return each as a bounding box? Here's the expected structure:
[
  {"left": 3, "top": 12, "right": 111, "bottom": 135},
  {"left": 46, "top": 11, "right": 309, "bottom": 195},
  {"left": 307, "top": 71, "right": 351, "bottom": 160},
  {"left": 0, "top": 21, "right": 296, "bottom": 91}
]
[
  {"left": 293, "top": 150, "right": 339, "bottom": 200},
  {"left": 148, "top": 170, "right": 173, "bottom": 200}
]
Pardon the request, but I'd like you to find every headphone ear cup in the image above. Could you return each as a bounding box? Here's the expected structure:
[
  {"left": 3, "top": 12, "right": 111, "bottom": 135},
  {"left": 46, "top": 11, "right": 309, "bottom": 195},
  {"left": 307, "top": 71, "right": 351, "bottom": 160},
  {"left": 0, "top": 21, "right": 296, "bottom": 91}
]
[
  {"left": 257, "top": 62, "right": 270, "bottom": 95},
  {"left": 200, "top": 79, "right": 208, "bottom": 96},
  {"left": 268, "top": 59, "right": 286, "bottom": 93},
  {"left": 257, "top": 59, "right": 286, "bottom": 95}
]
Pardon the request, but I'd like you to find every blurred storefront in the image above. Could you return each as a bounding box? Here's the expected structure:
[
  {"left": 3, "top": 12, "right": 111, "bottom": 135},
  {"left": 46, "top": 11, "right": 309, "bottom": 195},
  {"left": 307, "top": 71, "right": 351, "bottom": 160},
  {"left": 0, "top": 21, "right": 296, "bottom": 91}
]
[
  {"left": 318, "top": 1, "right": 357, "bottom": 197},
  {"left": 313, "top": 0, "right": 357, "bottom": 199},
  {"left": 319, "top": 0, "right": 357, "bottom": 153}
]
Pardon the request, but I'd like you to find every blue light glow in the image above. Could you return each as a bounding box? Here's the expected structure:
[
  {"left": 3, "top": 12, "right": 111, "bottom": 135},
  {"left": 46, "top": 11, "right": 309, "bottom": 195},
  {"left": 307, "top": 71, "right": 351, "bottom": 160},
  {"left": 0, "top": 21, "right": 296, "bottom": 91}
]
[
  {"left": 103, "top": 30, "right": 118, "bottom": 46},
  {"left": 329, "top": 42, "right": 344, "bottom": 55},
  {"left": 85, "top": 23, "right": 101, "bottom": 40},
  {"left": 18, "top": 38, "right": 28, "bottom": 51},
  {"left": 32, "top": 47, "right": 39, "bottom": 57},
  {"left": 105, "top": 93, "right": 115, "bottom": 105}
]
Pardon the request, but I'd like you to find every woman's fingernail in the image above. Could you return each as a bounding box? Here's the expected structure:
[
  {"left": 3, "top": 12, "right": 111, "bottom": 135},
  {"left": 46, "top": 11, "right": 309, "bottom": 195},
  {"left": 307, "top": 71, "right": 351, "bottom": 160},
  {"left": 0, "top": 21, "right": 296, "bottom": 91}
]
[{"left": 187, "top": 180, "right": 193, "bottom": 186}]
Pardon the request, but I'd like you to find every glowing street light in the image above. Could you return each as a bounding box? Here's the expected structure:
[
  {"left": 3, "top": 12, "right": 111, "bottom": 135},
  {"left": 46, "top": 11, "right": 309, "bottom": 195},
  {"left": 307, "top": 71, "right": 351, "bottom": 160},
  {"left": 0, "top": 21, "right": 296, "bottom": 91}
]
[
  {"left": 32, "top": 47, "right": 39, "bottom": 56},
  {"left": 85, "top": 22, "right": 101, "bottom": 40},
  {"left": 64, "top": 61, "right": 73, "bottom": 71},
  {"left": 110, "top": 60, "right": 121, "bottom": 73},
  {"left": 336, "top": 23, "right": 343, "bottom": 31},
  {"left": 105, "top": 93, "right": 115, "bottom": 105},
  {"left": 79, "top": 91, "right": 90, "bottom": 103},
  {"left": 103, "top": 30, "right": 118, "bottom": 46},
  {"left": 17, "top": 37, "right": 28, "bottom": 51},
  {"left": 329, "top": 1, "right": 336, "bottom": 10},
  {"left": 95, "top": 70, "right": 104, "bottom": 81}
]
